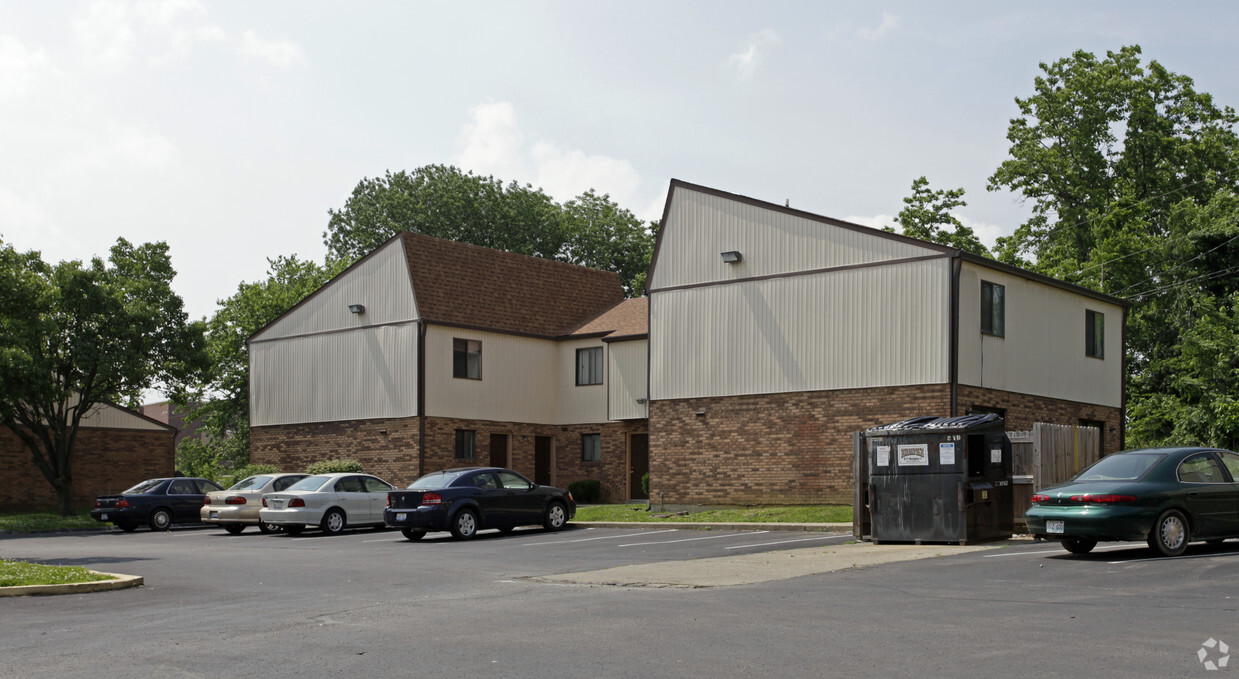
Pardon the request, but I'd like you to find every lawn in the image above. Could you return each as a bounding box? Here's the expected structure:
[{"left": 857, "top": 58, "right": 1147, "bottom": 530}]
[
  {"left": 0, "top": 559, "right": 115, "bottom": 587},
  {"left": 574, "top": 504, "right": 852, "bottom": 523},
  {"left": 0, "top": 512, "right": 99, "bottom": 533}
]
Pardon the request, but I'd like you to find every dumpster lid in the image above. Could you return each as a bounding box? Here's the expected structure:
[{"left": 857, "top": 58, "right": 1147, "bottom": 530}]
[{"left": 867, "top": 413, "right": 1003, "bottom": 433}]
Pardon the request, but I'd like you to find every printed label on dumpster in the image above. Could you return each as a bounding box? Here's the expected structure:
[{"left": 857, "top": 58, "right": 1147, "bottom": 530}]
[
  {"left": 939, "top": 442, "right": 956, "bottom": 466},
  {"left": 875, "top": 445, "right": 890, "bottom": 466},
  {"left": 897, "top": 444, "right": 929, "bottom": 466},
  {"left": 991, "top": 448, "right": 1002, "bottom": 464}
]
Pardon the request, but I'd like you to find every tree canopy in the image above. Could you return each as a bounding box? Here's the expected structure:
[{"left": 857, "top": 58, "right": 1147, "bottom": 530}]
[
  {"left": 890, "top": 176, "right": 989, "bottom": 256},
  {"left": 0, "top": 238, "right": 206, "bottom": 514}
]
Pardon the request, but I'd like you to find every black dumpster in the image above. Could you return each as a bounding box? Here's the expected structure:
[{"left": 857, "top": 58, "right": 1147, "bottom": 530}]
[{"left": 865, "top": 414, "right": 1013, "bottom": 544}]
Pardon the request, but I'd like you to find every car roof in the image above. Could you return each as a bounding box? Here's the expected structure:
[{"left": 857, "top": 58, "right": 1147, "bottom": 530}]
[{"left": 1113, "top": 446, "right": 1230, "bottom": 457}]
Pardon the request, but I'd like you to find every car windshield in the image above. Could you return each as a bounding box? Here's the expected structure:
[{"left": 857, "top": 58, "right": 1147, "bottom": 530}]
[
  {"left": 123, "top": 479, "right": 165, "bottom": 494},
  {"left": 228, "top": 476, "right": 272, "bottom": 491},
  {"left": 408, "top": 470, "right": 469, "bottom": 489},
  {"left": 286, "top": 475, "right": 332, "bottom": 492},
  {"left": 1074, "top": 454, "right": 1166, "bottom": 482}
]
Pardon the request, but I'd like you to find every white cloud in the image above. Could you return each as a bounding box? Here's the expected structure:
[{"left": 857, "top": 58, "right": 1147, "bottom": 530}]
[
  {"left": 238, "top": 30, "right": 306, "bottom": 68},
  {"left": 66, "top": 124, "right": 179, "bottom": 172},
  {"left": 858, "top": 11, "right": 899, "bottom": 40},
  {"left": 0, "top": 186, "right": 52, "bottom": 246},
  {"left": 530, "top": 141, "right": 641, "bottom": 207},
  {"left": 0, "top": 35, "right": 58, "bottom": 102},
  {"left": 726, "top": 29, "right": 781, "bottom": 81},
  {"left": 455, "top": 101, "right": 529, "bottom": 181}
]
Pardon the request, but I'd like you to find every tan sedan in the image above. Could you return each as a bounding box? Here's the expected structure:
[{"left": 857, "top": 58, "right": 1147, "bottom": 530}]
[{"left": 201, "top": 473, "right": 309, "bottom": 534}]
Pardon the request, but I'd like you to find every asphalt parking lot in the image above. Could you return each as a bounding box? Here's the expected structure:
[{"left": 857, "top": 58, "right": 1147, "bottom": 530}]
[{"left": 3, "top": 525, "right": 1238, "bottom": 678}]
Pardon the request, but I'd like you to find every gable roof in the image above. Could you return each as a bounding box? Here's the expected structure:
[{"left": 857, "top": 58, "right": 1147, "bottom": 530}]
[
  {"left": 566, "top": 296, "right": 648, "bottom": 341},
  {"left": 400, "top": 232, "right": 625, "bottom": 337}
]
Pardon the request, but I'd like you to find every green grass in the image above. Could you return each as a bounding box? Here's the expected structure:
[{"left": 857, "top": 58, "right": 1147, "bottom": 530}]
[
  {"left": 0, "top": 559, "right": 115, "bottom": 587},
  {"left": 0, "top": 512, "right": 99, "bottom": 533},
  {"left": 574, "top": 504, "right": 852, "bottom": 523}
]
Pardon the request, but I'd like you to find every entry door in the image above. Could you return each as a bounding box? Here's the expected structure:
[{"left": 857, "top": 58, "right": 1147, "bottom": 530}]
[
  {"left": 629, "top": 434, "right": 649, "bottom": 500},
  {"left": 490, "top": 434, "right": 509, "bottom": 468},
  {"left": 534, "top": 436, "right": 552, "bottom": 486}
]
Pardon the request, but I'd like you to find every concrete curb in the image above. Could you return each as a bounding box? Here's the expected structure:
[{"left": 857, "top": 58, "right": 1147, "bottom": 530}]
[
  {"left": 0, "top": 571, "right": 143, "bottom": 597},
  {"left": 572, "top": 521, "right": 853, "bottom": 533}
]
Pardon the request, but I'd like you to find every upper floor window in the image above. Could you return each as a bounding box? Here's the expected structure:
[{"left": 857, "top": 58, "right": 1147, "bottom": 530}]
[
  {"left": 576, "top": 347, "right": 603, "bottom": 386},
  {"left": 453, "top": 338, "right": 482, "bottom": 379},
  {"left": 1085, "top": 310, "right": 1104, "bottom": 358},
  {"left": 981, "top": 281, "right": 1005, "bottom": 337}
]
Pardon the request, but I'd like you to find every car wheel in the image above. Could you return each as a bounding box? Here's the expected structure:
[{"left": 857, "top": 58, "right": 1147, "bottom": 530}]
[
  {"left": 1061, "top": 538, "right": 1097, "bottom": 555},
  {"left": 224, "top": 523, "right": 245, "bottom": 535},
  {"left": 401, "top": 528, "right": 426, "bottom": 541},
  {"left": 115, "top": 522, "right": 138, "bottom": 533},
  {"left": 148, "top": 508, "right": 173, "bottom": 531},
  {"left": 285, "top": 524, "right": 305, "bottom": 536},
  {"left": 543, "top": 502, "right": 567, "bottom": 531},
  {"left": 1148, "top": 509, "right": 1190, "bottom": 557},
  {"left": 450, "top": 509, "right": 478, "bottom": 540},
  {"left": 258, "top": 522, "right": 280, "bottom": 534},
  {"left": 320, "top": 509, "right": 346, "bottom": 535}
]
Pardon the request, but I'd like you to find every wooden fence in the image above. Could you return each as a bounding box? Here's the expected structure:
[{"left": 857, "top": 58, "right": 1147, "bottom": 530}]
[{"left": 1010, "top": 422, "right": 1101, "bottom": 525}]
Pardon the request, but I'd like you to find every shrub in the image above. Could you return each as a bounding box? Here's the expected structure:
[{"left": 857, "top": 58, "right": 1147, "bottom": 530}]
[
  {"left": 306, "top": 459, "right": 365, "bottom": 474},
  {"left": 568, "top": 479, "right": 602, "bottom": 503},
  {"left": 641, "top": 472, "right": 650, "bottom": 496}
]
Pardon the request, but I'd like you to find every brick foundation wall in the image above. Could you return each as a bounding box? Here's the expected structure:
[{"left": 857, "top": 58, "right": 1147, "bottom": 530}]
[
  {"left": 650, "top": 384, "right": 1124, "bottom": 505},
  {"left": 251, "top": 416, "right": 649, "bottom": 501},
  {"left": 0, "top": 427, "right": 175, "bottom": 511}
]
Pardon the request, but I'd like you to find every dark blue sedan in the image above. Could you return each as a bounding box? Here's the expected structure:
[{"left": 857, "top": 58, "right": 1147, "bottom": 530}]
[
  {"left": 385, "top": 467, "right": 575, "bottom": 540},
  {"left": 91, "top": 477, "right": 223, "bottom": 532}
]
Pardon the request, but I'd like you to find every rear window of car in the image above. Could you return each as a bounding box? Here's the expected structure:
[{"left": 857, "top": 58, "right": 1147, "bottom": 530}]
[
  {"left": 1075, "top": 454, "right": 1166, "bottom": 482},
  {"left": 228, "top": 476, "right": 272, "bottom": 491},
  {"left": 287, "top": 476, "right": 332, "bottom": 492},
  {"left": 123, "top": 479, "right": 165, "bottom": 494},
  {"left": 407, "top": 471, "right": 468, "bottom": 489}
]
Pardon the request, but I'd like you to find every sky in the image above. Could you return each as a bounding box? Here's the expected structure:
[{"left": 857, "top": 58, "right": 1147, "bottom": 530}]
[{"left": 3, "top": 1, "right": 1239, "bottom": 325}]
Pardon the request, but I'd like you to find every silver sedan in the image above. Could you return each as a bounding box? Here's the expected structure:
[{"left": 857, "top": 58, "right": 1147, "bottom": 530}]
[{"left": 259, "top": 473, "right": 396, "bottom": 535}]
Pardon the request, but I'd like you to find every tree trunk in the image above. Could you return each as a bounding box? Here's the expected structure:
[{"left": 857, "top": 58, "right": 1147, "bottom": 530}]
[{"left": 55, "top": 480, "right": 76, "bottom": 517}]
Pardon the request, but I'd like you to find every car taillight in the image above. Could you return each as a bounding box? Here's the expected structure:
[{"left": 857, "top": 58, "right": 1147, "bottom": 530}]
[
  {"left": 289, "top": 498, "right": 306, "bottom": 508},
  {"left": 420, "top": 492, "right": 442, "bottom": 506},
  {"left": 203, "top": 496, "right": 212, "bottom": 505},
  {"left": 262, "top": 497, "right": 268, "bottom": 507},
  {"left": 386, "top": 494, "right": 391, "bottom": 507},
  {"left": 225, "top": 496, "right": 247, "bottom": 505},
  {"left": 1070, "top": 494, "right": 1136, "bottom": 504},
  {"left": 1030, "top": 494, "right": 1049, "bottom": 504},
  {"left": 94, "top": 500, "right": 101, "bottom": 508},
  {"left": 115, "top": 499, "right": 130, "bottom": 508}
]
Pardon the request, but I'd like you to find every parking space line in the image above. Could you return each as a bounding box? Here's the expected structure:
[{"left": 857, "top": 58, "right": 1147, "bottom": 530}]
[
  {"left": 1110, "top": 551, "right": 1239, "bottom": 564},
  {"left": 619, "top": 531, "right": 769, "bottom": 547},
  {"left": 981, "top": 543, "right": 1137, "bottom": 558},
  {"left": 520, "top": 529, "right": 680, "bottom": 547},
  {"left": 723, "top": 534, "right": 850, "bottom": 550}
]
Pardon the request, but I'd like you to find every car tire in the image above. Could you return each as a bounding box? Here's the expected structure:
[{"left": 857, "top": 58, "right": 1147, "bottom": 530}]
[
  {"left": 1148, "top": 509, "right": 1190, "bottom": 557},
  {"left": 148, "top": 508, "right": 173, "bottom": 532},
  {"left": 1061, "top": 538, "right": 1097, "bottom": 555},
  {"left": 543, "top": 502, "right": 567, "bottom": 531},
  {"left": 450, "top": 509, "right": 478, "bottom": 540},
  {"left": 224, "top": 524, "right": 245, "bottom": 535},
  {"left": 285, "top": 524, "right": 305, "bottom": 536},
  {"left": 115, "top": 522, "right": 138, "bottom": 533},
  {"left": 401, "top": 528, "right": 426, "bottom": 541},
  {"left": 258, "top": 522, "right": 280, "bottom": 534},
  {"left": 320, "top": 509, "right": 346, "bottom": 536}
]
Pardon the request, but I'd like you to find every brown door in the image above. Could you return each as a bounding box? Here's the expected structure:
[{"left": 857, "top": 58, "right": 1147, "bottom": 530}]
[
  {"left": 534, "top": 436, "right": 552, "bottom": 486},
  {"left": 489, "top": 434, "right": 508, "bottom": 468},
  {"left": 629, "top": 433, "right": 649, "bottom": 500}
]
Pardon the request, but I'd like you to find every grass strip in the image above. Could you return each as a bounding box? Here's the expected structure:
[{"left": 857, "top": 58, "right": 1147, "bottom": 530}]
[
  {"left": 0, "top": 512, "right": 99, "bottom": 533},
  {"left": 0, "top": 559, "right": 115, "bottom": 587}
]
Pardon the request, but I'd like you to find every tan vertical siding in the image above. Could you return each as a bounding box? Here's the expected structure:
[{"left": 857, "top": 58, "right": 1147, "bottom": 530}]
[
  {"left": 650, "top": 258, "right": 950, "bottom": 400},
  {"left": 250, "top": 323, "right": 418, "bottom": 426},
  {"left": 957, "top": 263, "right": 1122, "bottom": 407},
  {"left": 608, "top": 339, "right": 648, "bottom": 421},
  {"left": 555, "top": 339, "right": 609, "bottom": 425},
  {"left": 424, "top": 327, "right": 560, "bottom": 424},
  {"left": 251, "top": 239, "right": 418, "bottom": 342},
  {"left": 651, "top": 187, "right": 941, "bottom": 290},
  {"left": 79, "top": 403, "right": 168, "bottom": 431}
]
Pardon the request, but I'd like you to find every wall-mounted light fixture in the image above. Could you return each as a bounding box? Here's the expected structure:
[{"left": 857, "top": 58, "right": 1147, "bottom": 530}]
[
  {"left": 720, "top": 250, "right": 742, "bottom": 263},
  {"left": 695, "top": 410, "right": 706, "bottom": 417},
  {"left": 635, "top": 397, "right": 648, "bottom": 405},
  {"left": 348, "top": 304, "right": 366, "bottom": 314},
  {"left": 378, "top": 429, "right": 388, "bottom": 435}
]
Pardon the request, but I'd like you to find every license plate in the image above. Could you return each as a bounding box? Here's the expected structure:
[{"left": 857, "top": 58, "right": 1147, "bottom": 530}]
[
  {"left": 396, "top": 513, "right": 407, "bottom": 521},
  {"left": 272, "top": 500, "right": 284, "bottom": 509},
  {"left": 209, "top": 511, "right": 219, "bottom": 519},
  {"left": 1047, "top": 520, "right": 1065, "bottom": 534},
  {"left": 101, "top": 513, "right": 108, "bottom": 521}
]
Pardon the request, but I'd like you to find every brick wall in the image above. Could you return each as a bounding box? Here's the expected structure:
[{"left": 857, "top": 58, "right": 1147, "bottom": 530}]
[
  {"left": 251, "top": 416, "right": 649, "bottom": 500},
  {"left": 0, "top": 427, "right": 175, "bottom": 511},
  {"left": 957, "top": 385, "right": 1123, "bottom": 455}
]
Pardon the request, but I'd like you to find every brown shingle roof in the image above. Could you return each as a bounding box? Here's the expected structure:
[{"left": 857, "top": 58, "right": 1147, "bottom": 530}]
[
  {"left": 567, "top": 297, "right": 648, "bottom": 339},
  {"left": 401, "top": 232, "right": 624, "bottom": 337}
]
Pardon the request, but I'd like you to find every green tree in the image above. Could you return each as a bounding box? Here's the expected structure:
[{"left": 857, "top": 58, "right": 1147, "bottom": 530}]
[
  {"left": 179, "top": 255, "right": 343, "bottom": 477},
  {"left": 891, "top": 177, "right": 989, "bottom": 256},
  {"left": 0, "top": 239, "right": 206, "bottom": 514},
  {"left": 561, "top": 190, "right": 655, "bottom": 296}
]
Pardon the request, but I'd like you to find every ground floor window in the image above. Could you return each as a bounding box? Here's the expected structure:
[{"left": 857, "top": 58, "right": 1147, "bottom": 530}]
[
  {"left": 581, "top": 433, "right": 601, "bottom": 462},
  {"left": 455, "top": 430, "right": 476, "bottom": 460}
]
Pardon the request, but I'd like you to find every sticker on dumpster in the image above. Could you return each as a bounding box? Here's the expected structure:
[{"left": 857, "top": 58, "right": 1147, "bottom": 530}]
[
  {"left": 897, "top": 444, "right": 929, "bottom": 466},
  {"left": 939, "top": 442, "right": 956, "bottom": 465},
  {"left": 991, "top": 448, "right": 1002, "bottom": 464},
  {"left": 875, "top": 445, "right": 890, "bottom": 466}
]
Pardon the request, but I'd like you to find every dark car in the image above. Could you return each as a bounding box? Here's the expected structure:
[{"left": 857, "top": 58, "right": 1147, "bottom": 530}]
[
  {"left": 385, "top": 467, "right": 575, "bottom": 540},
  {"left": 1026, "top": 447, "right": 1239, "bottom": 556},
  {"left": 91, "top": 477, "right": 224, "bottom": 532}
]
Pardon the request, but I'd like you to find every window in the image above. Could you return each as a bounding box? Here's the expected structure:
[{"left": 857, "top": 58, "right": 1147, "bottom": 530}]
[
  {"left": 581, "top": 433, "right": 601, "bottom": 462},
  {"left": 1086, "top": 310, "right": 1104, "bottom": 358},
  {"left": 453, "top": 338, "right": 482, "bottom": 379},
  {"left": 455, "top": 430, "right": 476, "bottom": 460},
  {"left": 1178, "top": 453, "right": 1228, "bottom": 484},
  {"left": 981, "top": 281, "right": 1005, "bottom": 337},
  {"left": 576, "top": 347, "right": 603, "bottom": 386}
]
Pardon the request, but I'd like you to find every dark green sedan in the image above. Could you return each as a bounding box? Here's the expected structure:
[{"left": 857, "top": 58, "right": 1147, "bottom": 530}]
[{"left": 1026, "top": 447, "right": 1239, "bottom": 556}]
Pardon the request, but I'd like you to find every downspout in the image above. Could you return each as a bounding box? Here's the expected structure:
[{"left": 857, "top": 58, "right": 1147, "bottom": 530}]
[
  {"left": 417, "top": 319, "right": 427, "bottom": 478},
  {"left": 949, "top": 253, "right": 962, "bottom": 417}
]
